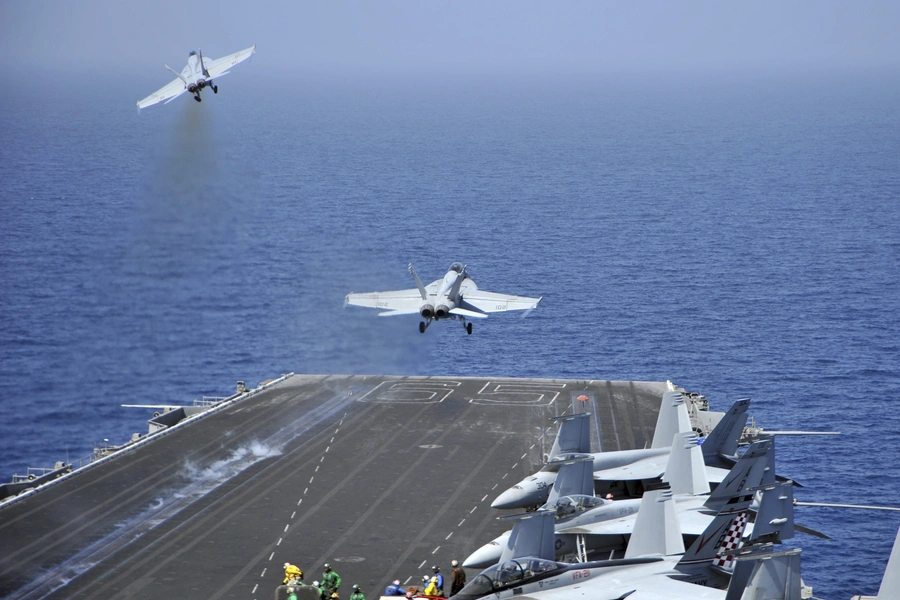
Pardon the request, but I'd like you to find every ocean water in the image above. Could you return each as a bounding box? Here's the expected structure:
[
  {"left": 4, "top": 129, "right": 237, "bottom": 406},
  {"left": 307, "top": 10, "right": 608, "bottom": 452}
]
[{"left": 1, "top": 66, "right": 899, "bottom": 599}]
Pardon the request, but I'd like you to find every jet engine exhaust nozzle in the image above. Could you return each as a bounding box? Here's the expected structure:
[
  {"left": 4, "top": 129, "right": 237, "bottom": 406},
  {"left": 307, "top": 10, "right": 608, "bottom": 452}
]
[
  {"left": 435, "top": 305, "right": 451, "bottom": 318},
  {"left": 420, "top": 305, "right": 435, "bottom": 319}
]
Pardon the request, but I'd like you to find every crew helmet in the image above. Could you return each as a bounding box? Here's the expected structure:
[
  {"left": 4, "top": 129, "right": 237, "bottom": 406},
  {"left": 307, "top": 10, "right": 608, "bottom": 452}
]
[
  {"left": 451, "top": 560, "right": 458, "bottom": 567},
  {"left": 432, "top": 565, "right": 440, "bottom": 572},
  {"left": 353, "top": 584, "right": 360, "bottom": 590},
  {"left": 324, "top": 563, "right": 331, "bottom": 571}
]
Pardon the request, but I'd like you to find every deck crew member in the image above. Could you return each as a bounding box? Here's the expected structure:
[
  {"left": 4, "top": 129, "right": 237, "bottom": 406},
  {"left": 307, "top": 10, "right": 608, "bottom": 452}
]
[
  {"left": 450, "top": 560, "right": 466, "bottom": 596},
  {"left": 384, "top": 579, "right": 405, "bottom": 596},
  {"left": 312, "top": 581, "right": 327, "bottom": 600},
  {"left": 284, "top": 563, "right": 304, "bottom": 585},
  {"left": 424, "top": 576, "right": 440, "bottom": 597},
  {"left": 322, "top": 563, "right": 342, "bottom": 596},
  {"left": 431, "top": 566, "right": 444, "bottom": 595},
  {"left": 349, "top": 583, "right": 365, "bottom": 600}
]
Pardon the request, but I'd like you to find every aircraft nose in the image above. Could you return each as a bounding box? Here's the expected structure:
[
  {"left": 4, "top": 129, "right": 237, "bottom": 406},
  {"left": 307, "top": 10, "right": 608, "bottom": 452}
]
[
  {"left": 491, "top": 485, "right": 533, "bottom": 509},
  {"left": 462, "top": 540, "right": 503, "bottom": 569}
]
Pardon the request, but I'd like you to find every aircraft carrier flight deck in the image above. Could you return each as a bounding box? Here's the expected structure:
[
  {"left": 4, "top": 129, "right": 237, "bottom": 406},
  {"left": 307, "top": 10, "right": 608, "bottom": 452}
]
[{"left": 0, "top": 374, "right": 676, "bottom": 599}]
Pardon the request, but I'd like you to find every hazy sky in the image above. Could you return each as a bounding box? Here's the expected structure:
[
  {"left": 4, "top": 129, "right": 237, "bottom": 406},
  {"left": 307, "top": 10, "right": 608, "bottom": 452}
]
[{"left": 1, "top": 0, "right": 899, "bottom": 77}]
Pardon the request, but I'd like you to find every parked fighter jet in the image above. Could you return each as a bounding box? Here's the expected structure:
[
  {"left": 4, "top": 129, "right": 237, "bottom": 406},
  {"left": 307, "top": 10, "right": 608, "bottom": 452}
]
[
  {"left": 454, "top": 486, "right": 800, "bottom": 600},
  {"left": 344, "top": 263, "right": 541, "bottom": 334},
  {"left": 465, "top": 437, "right": 774, "bottom": 568},
  {"left": 137, "top": 45, "right": 256, "bottom": 110},
  {"left": 491, "top": 393, "right": 751, "bottom": 509}
]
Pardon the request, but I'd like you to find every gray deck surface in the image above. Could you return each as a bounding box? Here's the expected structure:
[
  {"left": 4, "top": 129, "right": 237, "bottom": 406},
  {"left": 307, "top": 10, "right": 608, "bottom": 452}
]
[{"left": 0, "top": 374, "right": 668, "bottom": 599}]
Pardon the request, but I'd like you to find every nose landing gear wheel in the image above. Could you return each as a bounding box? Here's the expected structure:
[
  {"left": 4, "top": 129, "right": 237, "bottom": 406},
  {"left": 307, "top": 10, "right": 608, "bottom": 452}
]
[
  {"left": 466, "top": 323, "right": 473, "bottom": 335},
  {"left": 419, "top": 321, "right": 426, "bottom": 334},
  {"left": 194, "top": 95, "right": 202, "bottom": 102}
]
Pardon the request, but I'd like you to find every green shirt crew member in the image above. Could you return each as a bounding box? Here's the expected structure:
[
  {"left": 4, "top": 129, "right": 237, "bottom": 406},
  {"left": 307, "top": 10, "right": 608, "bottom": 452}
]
[
  {"left": 322, "top": 564, "right": 342, "bottom": 595},
  {"left": 349, "top": 584, "right": 365, "bottom": 600}
]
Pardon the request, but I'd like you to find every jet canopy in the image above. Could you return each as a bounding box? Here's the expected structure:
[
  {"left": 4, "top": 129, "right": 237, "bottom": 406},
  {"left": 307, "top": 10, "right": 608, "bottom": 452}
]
[
  {"left": 456, "top": 558, "right": 561, "bottom": 598},
  {"left": 448, "top": 262, "right": 465, "bottom": 273},
  {"left": 548, "top": 495, "right": 607, "bottom": 521}
]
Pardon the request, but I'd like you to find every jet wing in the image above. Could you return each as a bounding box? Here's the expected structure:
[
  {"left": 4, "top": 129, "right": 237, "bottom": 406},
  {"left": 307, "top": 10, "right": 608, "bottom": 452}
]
[
  {"left": 203, "top": 45, "right": 256, "bottom": 79},
  {"left": 593, "top": 455, "right": 670, "bottom": 481},
  {"left": 458, "top": 282, "right": 541, "bottom": 314},
  {"left": 137, "top": 78, "right": 187, "bottom": 110},
  {"left": 345, "top": 280, "right": 443, "bottom": 315}
]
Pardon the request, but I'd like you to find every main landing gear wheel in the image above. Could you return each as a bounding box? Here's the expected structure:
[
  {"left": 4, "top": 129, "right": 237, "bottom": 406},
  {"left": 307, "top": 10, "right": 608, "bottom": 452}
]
[
  {"left": 466, "top": 323, "right": 473, "bottom": 335},
  {"left": 419, "top": 322, "right": 426, "bottom": 334},
  {"left": 212, "top": 85, "right": 218, "bottom": 93},
  {"left": 194, "top": 95, "right": 202, "bottom": 102}
]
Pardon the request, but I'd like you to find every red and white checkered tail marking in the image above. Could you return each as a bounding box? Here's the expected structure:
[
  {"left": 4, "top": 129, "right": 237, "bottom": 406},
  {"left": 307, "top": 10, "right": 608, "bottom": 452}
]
[{"left": 712, "top": 511, "right": 749, "bottom": 571}]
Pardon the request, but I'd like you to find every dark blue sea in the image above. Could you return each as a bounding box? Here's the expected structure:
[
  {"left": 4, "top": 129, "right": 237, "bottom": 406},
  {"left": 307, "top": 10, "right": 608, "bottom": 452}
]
[{"left": 1, "top": 66, "right": 899, "bottom": 599}]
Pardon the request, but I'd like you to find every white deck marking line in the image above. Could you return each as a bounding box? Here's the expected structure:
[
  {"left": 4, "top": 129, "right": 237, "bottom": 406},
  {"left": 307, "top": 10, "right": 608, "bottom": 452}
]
[
  {"left": 320, "top": 456, "right": 325, "bottom": 462},
  {"left": 502, "top": 473, "right": 508, "bottom": 479},
  {"left": 284, "top": 524, "right": 289, "bottom": 533},
  {"left": 330, "top": 437, "right": 335, "bottom": 443},
  {"left": 458, "top": 519, "right": 466, "bottom": 527},
  {"left": 432, "top": 546, "right": 440, "bottom": 554},
  {"left": 529, "top": 444, "right": 535, "bottom": 449},
  {"left": 315, "top": 466, "right": 319, "bottom": 472},
  {"left": 521, "top": 452, "right": 528, "bottom": 458},
  {"left": 418, "top": 560, "right": 427, "bottom": 569},
  {"left": 470, "top": 506, "right": 477, "bottom": 514},
  {"left": 445, "top": 532, "right": 453, "bottom": 540},
  {"left": 261, "top": 568, "right": 267, "bottom": 577},
  {"left": 491, "top": 484, "right": 497, "bottom": 490},
  {"left": 309, "top": 476, "right": 314, "bottom": 484},
  {"left": 325, "top": 446, "right": 330, "bottom": 453},
  {"left": 269, "top": 552, "right": 274, "bottom": 561},
  {"left": 277, "top": 538, "right": 282, "bottom": 546},
  {"left": 252, "top": 583, "right": 258, "bottom": 593},
  {"left": 404, "top": 576, "right": 412, "bottom": 585},
  {"left": 298, "top": 499, "right": 302, "bottom": 505},
  {"left": 291, "top": 511, "right": 296, "bottom": 519},
  {"left": 481, "top": 495, "right": 488, "bottom": 502},
  {"left": 304, "top": 488, "right": 308, "bottom": 494},
  {"left": 512, "top": 463, "right": 518, "bottom": 469}
]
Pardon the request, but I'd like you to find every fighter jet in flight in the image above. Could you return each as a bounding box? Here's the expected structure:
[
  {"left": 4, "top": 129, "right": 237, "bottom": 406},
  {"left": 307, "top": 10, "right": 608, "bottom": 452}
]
[
  {"left": 137, "top": 45, "right": 256, "bottom": 110},
  {"left": 344, "top": 263, "right": 541, "bottom": 334}
]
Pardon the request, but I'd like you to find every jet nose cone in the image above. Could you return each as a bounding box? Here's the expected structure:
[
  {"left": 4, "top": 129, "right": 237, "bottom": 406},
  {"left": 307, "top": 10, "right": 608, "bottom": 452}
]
[
  {"left": 463, "top": 541, "right": 502, "bottom": 569},
  {"left": 491, "top": 485, "right": 532, "bottom": 509}
]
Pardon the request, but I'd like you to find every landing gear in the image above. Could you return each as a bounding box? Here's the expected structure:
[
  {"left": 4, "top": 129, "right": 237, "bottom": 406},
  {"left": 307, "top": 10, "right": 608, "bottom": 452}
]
[
  {"left": 419, "top": 322, "right": 426, "bottom": 334},
  {"left": 466, "top": 322, "right": 473, "bottom": 335},
  {"left": 193, "top": 94, "right": 202, "bottom": 102},
  {"left": 211, "top": 83, "right": 218, "bottom": 93}
]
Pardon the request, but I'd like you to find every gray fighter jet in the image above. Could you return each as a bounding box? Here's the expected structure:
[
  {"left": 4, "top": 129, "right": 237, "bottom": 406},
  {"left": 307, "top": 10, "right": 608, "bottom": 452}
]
[
  {"left": 465, "top": 437, "right": 775, "bottom": 568},
  {"left": 491, "top": 393, "right": 751, "bottom": 509},
  {"left": 344, "top": 263, "right": 541, "bottom": 334},
  {"left": 454, "top": 484, "right": 801, "bottom": 600}
]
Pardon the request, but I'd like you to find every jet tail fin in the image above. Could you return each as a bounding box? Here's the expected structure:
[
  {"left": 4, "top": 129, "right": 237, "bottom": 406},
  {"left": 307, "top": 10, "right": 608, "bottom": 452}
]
[
  {"left": 548, "top": 413, "right": 591, "bottom": 458},
  {"left": 703, "top": 438, "right": 772, "bottom": 514},
  {"left": 676, "top": 507, "right": 750, "bottom": 579},
  {"left": 165, "top": 64, "right": 189, "bottom": 85},
  {"left": 749, "top": 480, "right": 795, "bottom": 544},
  {"left": 877, "top": 524, "right": 900, "bottom": 598},
  {"left": 650, "top": 392, "right": 691, "bottom": 449},
  {"left": 546, "top": 456, "right": 594, "bottom": 504},
  {"left": 701, "top": 398, "right": 751, "bottom": 467},
  {"left": 499, "top": 509, "right": 555, "bottom": 562},
  {"left": 662, "top": 432, "right": 710, "bottom": 496},
  {"left": 625, "top": 483, "right": 684, "bottom": 558},
  {"left": 725, "top": 548, "right": 803, "bottom": 600},
  {"left": 407, "top": 263, "right": 428, "bottom": 300}
]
